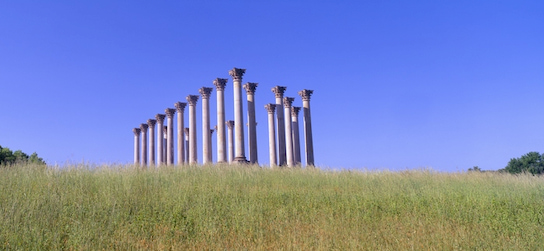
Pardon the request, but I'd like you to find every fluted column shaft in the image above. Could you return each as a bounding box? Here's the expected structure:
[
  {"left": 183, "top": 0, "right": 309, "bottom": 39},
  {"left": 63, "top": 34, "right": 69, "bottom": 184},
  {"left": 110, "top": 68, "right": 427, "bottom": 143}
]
[
  {"left": 140, "top": 124, "right": 149, "bottom": 167},
  {"left": 272, "top": 86, "right": 287, "bottom": 166},
  {"left": 175, "top": 102, "right": 187, "bottom": 165},
  {"left": 133, "top": 128, "right": 141, "bottom": 165},
  {"left": 199, "top": 87, "right": 213, "bottom": 165},
  {"left": 214, "top": 78, "right": 228, "bottom": 163},
  {"left": 165, "top": 108, "right": 176, "bottom": 166},
  {"left": 147, "top": 119, "right": 157, "bottom": 166},
  {"left": 155, "top": 114, "right": 165, "bottom": 166},
  {"left": 187, "top": 95, "right": 199, "bottom": 164},
  {"left": 299, "top": 89, "right": 314, "bottom": 166},
  {"left": 229, "top": 68, "right": 247, "bottom": 163},
  {"left": 291, "top": 107, "right": 301, "bottom": 165},
  {"left": 265, "top": 104, "right": 277, "bottom": 167},
  {"left": 283, "top": 97, "right": 295, "bottom": 167},
  {"left": 244, "top": 82, "right": 258, "bottom": 164},
  {"left": 226, "top": 120, "right": 234, "bottom": 163},
  {"left": 184, "top": 128, "right": 189, "bottom": 164}
]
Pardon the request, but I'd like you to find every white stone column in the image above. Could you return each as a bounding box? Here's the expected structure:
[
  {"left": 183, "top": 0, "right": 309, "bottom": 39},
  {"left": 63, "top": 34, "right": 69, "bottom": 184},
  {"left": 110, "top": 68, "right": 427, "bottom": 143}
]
[
  {"left": 184, "top": 127, "right": 189, "bottom": 164},
  {"left": 265, "top": 104, "right": 277, "bottom": 167},
  {"left": 229, "top": 68, "right": 248, "bottom": 163},
  {"left": 163, "top": 126, "right": 167, "bottom": 163},
  {"left": 272, "top": 86, "right": 287, "bottom": 166},
  {"left": 209, "top": 129, "right": 214, "bottom": 162},
  {"left": 243, "top": 82, "right": 258, "bottom": 164},
  {"left": 213, "top": 78, "right": 228, "bottom": 163},
  {"left": 298, "top": 89, "right": 314, "bottom": 166},
  {"left": 155, "top": 114, "right": 165, "bottom": 166},
  {"left": 140, "top": 123, "right": 149, "bottom": 167},
  {"left": 186, "top": 95, "right": 199, "bottom": 164},
  {"left": 133, "top": 128, "right": 141, "bottom": 165},
  {"left": 165, "top": 108, "right": 176, "bottom": 166},
  {"left": 291, "top": 106, "right": 301, "bottom": 166},
  {"left": 283, "top": 97, "right": 295, "bottom": 167},
  {"left": 175, "top": 102, "right": 187, "bottom": 165},
  {"left": 226, "top": 120, "right": 234, "bottom": 163},
  {"left": 199, "top": 87, "right": 213, "bottom": 165},
  {"left": 147, "top": 119, "right": 157, "bottom": 166}
]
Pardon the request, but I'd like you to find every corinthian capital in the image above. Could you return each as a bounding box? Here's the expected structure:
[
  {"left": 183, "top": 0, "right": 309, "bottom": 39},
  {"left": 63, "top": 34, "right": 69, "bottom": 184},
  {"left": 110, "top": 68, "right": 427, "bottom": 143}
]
[
  {"left": 199, "top": 87, "right": 213, "bottom": 99},
  {"left": 243, "top": 82, "right": 258, "bottom": 95},
  {"left": 283, "top": 97, "right": 295, "bottom": 107},
  {"left": 165, "top": 108, "right": 176, "bottom": 118},
  {"left": 226, "top": 120, "right": 234, "bottom": 129},
  {"left": 147, "top": 119, "right": 157, "bottom": 127},
  {"left": 186, "top": 95, "right": 199, "bottom": 106},
  {"left": 298, "top": 89, "right": 314, "bottom": 101},
  {"left": 133, "top": 128, "right": 141, "bottom": 135},
  {"left": 140, "top": 123, "right": 149, "bottom": 131},
  {"left": 213, "top": 78, "right": 228, "bottom": 91},
  {"left": 174, "top": 102, "right": 187, "bottom": 112},
  {"left": 271, "top": 86, "right": 287, "bottom": 98},
  {"left": 155, "top": 114, "right": 166, "bottom": 124},
  {"left": 291, "top": 106, "right": 301, "bottom": 117},
  {"left": 264, "top": 103, "right": 276, "bottom": 113},
  {"left": 228, "top": 68, "right": 246, "bottom": 81}
]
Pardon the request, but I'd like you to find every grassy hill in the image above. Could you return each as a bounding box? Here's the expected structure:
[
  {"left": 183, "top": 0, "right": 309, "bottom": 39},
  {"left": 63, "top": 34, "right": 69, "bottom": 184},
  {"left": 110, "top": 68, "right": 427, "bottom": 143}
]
[{"left": 1, "top": 164, "right": 543, "bottom": 249}]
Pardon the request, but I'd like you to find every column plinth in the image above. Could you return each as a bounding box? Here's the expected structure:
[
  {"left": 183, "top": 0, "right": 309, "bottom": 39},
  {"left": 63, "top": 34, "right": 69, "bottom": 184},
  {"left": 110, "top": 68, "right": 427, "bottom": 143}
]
[
  {"left": 175, "top": 102, "right": 187, "bottom": 165},
  {"left": 199, "top": 87, "right": 213, "bottom": 165},
  {"left": 291, "top": 107, "right": 302, "bottom": 166},
  {"left": 272, "top": 86, "right": 287, "bottom": 166},
  {"left": 283, "top": 97, "right": 295, "bottom": 167},
  {"left": 265, "top": 104, "right": 277, "bottom": 167},
  {"left": 226, "top": 120, "right": 235, "bottom": 163},
  {"left": 165, "top": 108, "right": 176, "bottom": 166},
  {"left": 186, "top": 95, "right": 199, "bottom": 164},
  {"left": 147, "top": 119, "right": 157, "bottom": 166},
  {"left": 133, "top": 128, "right": 141, "bottom": 165},
  {"left": 155, "top": 114, "right": 165, "bottom": 166},
  {"left": 229, "top": 68, "right": 248, "bottom": 164},
  {"left": 214, "top": 78, "right": 228, "bottom": 163},
  {"left": 298, "top": 89, "right": 314, "bottom": 166},
  {"left": 244, "top": 82, "right": 258, "bottom": 164},
  {"left": 140, "top": 123, "right": 149, "bottom": 167}
]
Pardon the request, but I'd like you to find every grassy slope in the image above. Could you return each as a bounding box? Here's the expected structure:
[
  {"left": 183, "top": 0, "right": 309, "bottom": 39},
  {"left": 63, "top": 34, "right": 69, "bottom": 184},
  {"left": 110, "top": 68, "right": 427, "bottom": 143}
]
[{"left": 1, "top": 164, "right": 543, "bottom": 250}]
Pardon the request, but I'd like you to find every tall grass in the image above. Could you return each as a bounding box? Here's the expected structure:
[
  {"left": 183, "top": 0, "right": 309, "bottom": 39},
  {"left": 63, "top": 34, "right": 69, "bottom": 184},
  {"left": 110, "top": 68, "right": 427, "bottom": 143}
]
[{"left": 1, "top": 164, "right": 543, "bottom": 250}]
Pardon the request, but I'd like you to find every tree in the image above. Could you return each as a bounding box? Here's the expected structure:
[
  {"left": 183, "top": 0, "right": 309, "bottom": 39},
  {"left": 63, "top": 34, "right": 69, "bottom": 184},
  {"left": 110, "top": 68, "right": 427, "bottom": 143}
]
[
  {"left": 0, "top": 145, "right": 46, "bottom": 166},
  {"left": 500, "top": 151, "right": 544, "bottom": 175}
]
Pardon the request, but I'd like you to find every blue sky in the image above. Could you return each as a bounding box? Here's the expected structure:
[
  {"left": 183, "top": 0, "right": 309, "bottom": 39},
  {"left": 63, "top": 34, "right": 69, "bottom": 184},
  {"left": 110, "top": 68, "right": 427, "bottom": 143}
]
[{"left": 1, "top": 1, "right": 542, "bottom": 171}]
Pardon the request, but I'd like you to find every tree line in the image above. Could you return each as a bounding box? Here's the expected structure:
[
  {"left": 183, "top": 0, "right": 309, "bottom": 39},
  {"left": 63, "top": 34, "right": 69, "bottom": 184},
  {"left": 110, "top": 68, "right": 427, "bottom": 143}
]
[{"left": 0, "top": 145, "right": 46, "bottom": 166}]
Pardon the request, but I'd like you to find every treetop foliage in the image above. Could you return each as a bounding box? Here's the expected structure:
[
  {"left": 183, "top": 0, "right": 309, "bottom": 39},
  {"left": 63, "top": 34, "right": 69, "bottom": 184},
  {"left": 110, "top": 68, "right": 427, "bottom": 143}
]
[
  {"left": 0, "top": 145, "right": 46, "bottom": 166},
  {"left": 500, "top": 151, "right": 544, "bottom": 175}
]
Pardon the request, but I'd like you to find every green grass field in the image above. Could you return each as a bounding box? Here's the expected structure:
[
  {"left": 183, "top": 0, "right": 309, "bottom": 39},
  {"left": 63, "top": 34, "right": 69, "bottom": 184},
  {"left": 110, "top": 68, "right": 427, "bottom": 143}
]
[{"left": 1, "top": 164, "right": 543, "bottom": 250}]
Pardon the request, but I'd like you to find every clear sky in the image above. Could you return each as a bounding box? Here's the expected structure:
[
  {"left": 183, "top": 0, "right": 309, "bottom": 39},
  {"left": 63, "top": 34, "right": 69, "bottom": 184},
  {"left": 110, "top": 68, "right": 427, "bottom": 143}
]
[{"left": 1, "top": 1, "right": 543, "bottom": 171}]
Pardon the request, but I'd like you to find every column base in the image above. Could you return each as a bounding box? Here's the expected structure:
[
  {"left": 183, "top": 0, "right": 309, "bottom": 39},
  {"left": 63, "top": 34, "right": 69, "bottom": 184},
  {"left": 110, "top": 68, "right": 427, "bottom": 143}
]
[{"left": 232, "top": 157, "right": 248, "bottom": 164}]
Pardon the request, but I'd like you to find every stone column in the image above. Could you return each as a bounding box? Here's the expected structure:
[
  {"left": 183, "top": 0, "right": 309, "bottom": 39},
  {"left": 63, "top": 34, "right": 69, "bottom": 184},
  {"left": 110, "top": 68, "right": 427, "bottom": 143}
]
[
  {"left": 147, "top": 119, "right": 157, "bottom": 166},
  {"left": 209, "top": 129, "right": 214, "bottom": 162},
  {"left": 226, "top": 120, "right": 234, "bottom": 163},
  {"left": 133, "top": 128, "right": 141, "bottom": 165},
  {"left": 163, "top": 126, "right": 167, "bottom": 163},
  {"left": 298, "top": 89, "right": 314, "bottom": 166},
  {"left": 265, "top": 104, "right": 277, "bottom": 167},
  {"left": 140, "top": 123, "right": 149, "bottom": 167},
  {"left": 184, "top": 128, "right": 189, "bottom": 164},
  {"left": 229, "top": 68, "right": 248, "bottom": 163},
  {"left": 283, "top": 97, "right": 295, "bottom": 167},
  {"left": 213, "top": 78, "right": 228, "bottom": 163},
  {"left": 291, "top": 106, "right": 302, "bottom": 165},
  {"left": 243, "top": 82, "right": 258, "bottom": 164},
  {"left": 175, "top": 102, "right": 187, "bottom": 165},
  {"left": 271, "top": 86, "right": 287, "bottom": 166},
  {"left": 165, "top": 108, "right": 176, "bottom": 166},
  {"left": 186, "top": 95, "right": 199, "bottom": 164},
  {"left": 155, "top": 114, "right": 165, "bottom": 166},
  {"left": 199, "top": 87, "right": 213, "bottom": 165}
]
